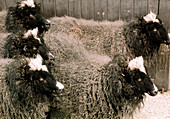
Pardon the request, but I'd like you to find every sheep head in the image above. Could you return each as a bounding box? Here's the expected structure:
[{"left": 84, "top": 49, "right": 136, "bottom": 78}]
[
  {"left": 125, "top": 56, "right": 158, "bottom": 96},
  {"left": 142, "top": 12, "right": 169, "bottom": 45},
  {"left": 6, "top": 28, "right": 54, "bottom": 60},
  {"left": 26, "top": 54, "right": 64, "bottom": 94},
  {"left": 6, "top": 0, "right": 50, "bottom": 34}
]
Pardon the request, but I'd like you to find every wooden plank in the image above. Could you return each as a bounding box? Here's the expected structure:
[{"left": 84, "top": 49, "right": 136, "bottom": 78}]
[
  {"left": 134, "top": 0, "right": 147, "bottom": 17},
  {"left": 5, "top": 0, "right": 16, "bottom": 9},
  {"left": 42, "top": 0, "right": 54, "bottom": 18},
  {"left": 34, "top": 0, "right": 41, "bottom": 4},
  {"left": 0, "top": 0, "right": 6, "bottom": 10},
  {"left": 94, "top": 0, "right": 107, "bottom": 21},
  {"left": 148, "top": 0, "right": 158, "bottom": 14},
  {"left": 69, "top": 0, "right": 81, "bottom": 18},
  {"left": 107, "top": 0, "right": 119, "bottom": 21},
  {"left": 159, "top": 0, "right": 170, "bottom": 32},
  {"left": 81, "top": 0, "right": 95, "bottom": 20},
  {"left": 56, "top": 0, "right": 68, "bottom": 17},
  {"left": 54, "top": 0, "right": 56, "bottom": 16},
  {"left": 155, "top": 45, "right": 170, "bottom": 91},
  {"left": 120, "top": 0, "right": 133, "bottom": 20}
]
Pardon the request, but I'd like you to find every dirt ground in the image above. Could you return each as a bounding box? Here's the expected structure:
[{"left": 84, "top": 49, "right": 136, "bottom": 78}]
[
  {"left": 0, "top": 10, "right": 169, "bottom": 119},
  {"left": 134, "top": 92, "right": 170, "bottom": 119}
]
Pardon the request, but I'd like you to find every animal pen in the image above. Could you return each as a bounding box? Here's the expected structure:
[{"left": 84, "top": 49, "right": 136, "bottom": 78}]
[{"left": 0, "top": 0, "right": 169, "bottom": 90}]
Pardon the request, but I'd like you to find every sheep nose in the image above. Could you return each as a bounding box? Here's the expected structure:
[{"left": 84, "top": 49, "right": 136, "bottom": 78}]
[
  {"left": 153, "top": 90, "right": 158, "bottom": 94},
  {"left": 45, "top": 19, "right": 51, "bottom": 30},
  {"left": 149, "top": 84, "right": 158, "bottom": 96},
  {"left": 163, "top": 33, "right": 170, "bottom": 45},
  {"left": 48, "top": 52, "right": 55, "bottom": 60},
  {"left": 149, "top": 90, "right": 158, "bottom": 96},
  {"left": 153, "top": 90, "right": 158, "bottom": 95}
]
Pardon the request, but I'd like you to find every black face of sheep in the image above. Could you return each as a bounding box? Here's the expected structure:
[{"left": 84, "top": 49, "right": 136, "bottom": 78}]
[
  {"left": 3, "top": 54, "right": 64, "bottom": 118},
  {"left": 27, "top": 54, "right": 64, "bottom": 93},
  {"left": 28, "top": 70, "right": 63, "bottom": 94},
  {"left": 4, "top": 28, "right": 54, "bottom": 60},
  {"left": 6, "top": 0, "right": 50, "bottom": 34},
  {"left": 126, "top": 69, "right": 158, "bottom": 96},
  {"left": 126, "top": 56, "right": 158, "bottom": 96},
  {"left": 142, "top": 12, "right": 170, "bottom": 45},
  {"left": 9, "top": 54, "right": 64, "bottom": 95}
]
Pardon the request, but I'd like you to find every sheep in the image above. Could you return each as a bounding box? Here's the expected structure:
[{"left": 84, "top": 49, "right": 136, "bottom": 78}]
[
  {"left": 123, "top": 12, "right": 169, "bottom": 59},
  {"left": 46, "top": 12, "right": 169, "bottom": 81},
  {"left": 50, "top": 54, "right": 157, "bottom": 118},
  {"left": 3, "top": 27, "right": 54, "bottom": 61},
  {"left": 0, "top": 54, "right": 64, "bottom": 118},
  {"left": 5, "top": 0, "right": 50, "bottom": 34},
  {"left": 48, "top": 12, "right": 169, "bottom": 60},
  {"left": 41, "top": 35, "right": 157, "bottom": 118}
]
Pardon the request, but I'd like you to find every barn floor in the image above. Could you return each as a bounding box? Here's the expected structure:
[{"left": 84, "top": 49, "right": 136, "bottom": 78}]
[
  {"left": 0, "top": 10, "right": 169, "bottom": 119},
  {"left": 134, "top": 91, "right": 170, "bottom": 119}
]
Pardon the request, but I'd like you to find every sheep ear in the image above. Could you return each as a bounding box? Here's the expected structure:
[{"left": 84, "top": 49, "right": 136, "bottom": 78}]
[{"left": 128, "top": 56, "right": 146, "bottom": 74}]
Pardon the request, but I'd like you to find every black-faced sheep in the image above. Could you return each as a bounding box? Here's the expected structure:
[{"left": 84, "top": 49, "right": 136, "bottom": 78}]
[
  {"left": 48, "top": 12, "right": 169, "bottom": 60},
  {"left": 5, "top": 0, "right": 50, "bottom": 34},
  {"left": 123, "top": 12, "right": 169, "bottom": 59},
  {"left": 50, "top": 54, "right": 158, "bottom": 118},
  {"left": 44, "top": 34, "right": 157, "bottom": 118},
  {"left": 0, "top": 54, "right": 64, "bottom": 118},
  {"left": 4, "top": 27, "right": 54, "bottom": 60}
]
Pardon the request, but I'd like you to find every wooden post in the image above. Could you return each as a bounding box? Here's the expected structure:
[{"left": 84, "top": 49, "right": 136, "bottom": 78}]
[
  {"left": 67, "top": 0, "right": 69, "bottom": 16},
  {"left": 4, "top": 0, "right": 7, "bottom": 10},
  {"left": 119, "top": 0, "right": 121, "bottom": 20},
  {"left": 106, "top": 0, "right": 108, "bottom": 20},
  {"left": 147, "top": 0, "right": 149, "bottom": 13},
  {"left": 80, "top": 0, "right": 82, "bottom": 18},
  {"left": 73, "top": 1, "right": 75, "bottom": 17},
  {"left": 53, "top": 0, "right": 57, "bottom": 16},
  {"left": 93, "top": 0, "right": 95, "bottom": 20},
  {"left": 157, "top": 0, "right": 160, "bottom": 15},
  {"left": 132, "top": 0, "right": 135, "bottom": 18}
]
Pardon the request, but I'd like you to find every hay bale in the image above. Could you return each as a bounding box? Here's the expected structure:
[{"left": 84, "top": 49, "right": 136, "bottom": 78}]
[
  {"left": 48, "top": 16, "right": 125, "bottom": 57},
  {"left": 0, "top": 11, "right": 7, "bottom": 33}
]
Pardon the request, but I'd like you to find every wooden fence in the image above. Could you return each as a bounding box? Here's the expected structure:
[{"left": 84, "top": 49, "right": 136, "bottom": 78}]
[
  {"left": 0, "top": 0, "right": 170, "bottom": 31},
  {"left": 0, "top": 0, "right": 169, "bottom": 90}
]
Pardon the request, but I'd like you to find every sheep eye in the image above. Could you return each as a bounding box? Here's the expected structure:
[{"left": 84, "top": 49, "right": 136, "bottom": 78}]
[
  {"left": 40, "top": 78, "right": 47, "bottom": 83},
  {"left": 40, "top": 78, "right": 43, "bottom": 81},
  {"left": 153, "top": 28, "right": 157, "bottom": 32},
  {"left": 138, "top": 78, "right": 142, "bottom": 82},
  {"left": 33, "top": 46, "right": 37, "bottom": 50}
]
